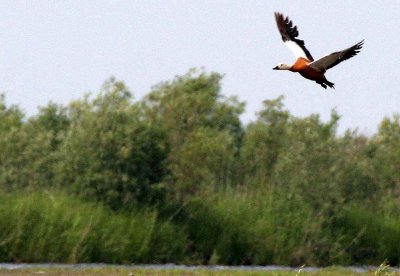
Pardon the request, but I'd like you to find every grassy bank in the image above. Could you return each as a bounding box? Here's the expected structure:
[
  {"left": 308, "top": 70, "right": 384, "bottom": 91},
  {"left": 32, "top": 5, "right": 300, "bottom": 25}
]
[
  {"left": 0, "top": 191, "right": 399, "bottom": 266},
  {"left": 0, "top": 266, "right": 397, "bottom": 276},
  {"left": 181, "top": 190, "right": 400, "bottom": 266},
  {"left": 0, "top": 191, "right": 187, "bottom": 263}
]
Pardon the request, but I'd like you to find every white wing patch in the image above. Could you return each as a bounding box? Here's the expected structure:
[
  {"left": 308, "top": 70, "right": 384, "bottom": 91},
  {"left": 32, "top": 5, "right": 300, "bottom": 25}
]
[{"left": 284, "top": 40, "right": 309, "bottom": 60}]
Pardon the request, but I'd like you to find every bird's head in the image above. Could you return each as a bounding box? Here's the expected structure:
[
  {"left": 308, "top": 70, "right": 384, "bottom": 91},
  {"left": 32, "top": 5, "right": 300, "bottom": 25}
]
[{"left": 273, "top": 63, "right": 291, "bottom": 70}]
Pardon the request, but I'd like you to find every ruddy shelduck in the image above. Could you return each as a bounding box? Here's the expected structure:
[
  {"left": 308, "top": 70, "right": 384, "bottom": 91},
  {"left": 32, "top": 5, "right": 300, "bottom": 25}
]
[{"left": 273, "top": 12, "right": 364, "bottom": 89}]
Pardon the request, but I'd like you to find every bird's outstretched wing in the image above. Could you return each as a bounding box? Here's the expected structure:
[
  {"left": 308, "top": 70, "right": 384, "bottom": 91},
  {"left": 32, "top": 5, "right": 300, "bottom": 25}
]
[
  {"left": 274, "top": 12, "right": 314, "bottom": 61},
  {"left": 309, "top": 40, "right": 364, "bottom": 72}
]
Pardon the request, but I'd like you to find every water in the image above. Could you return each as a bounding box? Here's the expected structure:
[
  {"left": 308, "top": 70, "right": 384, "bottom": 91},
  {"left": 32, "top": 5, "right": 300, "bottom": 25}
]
[{"left": 0, "top": 263, "right": 398, "bottom": 273}]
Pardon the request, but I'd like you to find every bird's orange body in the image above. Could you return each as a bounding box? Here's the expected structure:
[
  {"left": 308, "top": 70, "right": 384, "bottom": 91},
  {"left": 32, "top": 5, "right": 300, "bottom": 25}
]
[{"left": 290, "top": 58, "right": 327, "bottom": 82}]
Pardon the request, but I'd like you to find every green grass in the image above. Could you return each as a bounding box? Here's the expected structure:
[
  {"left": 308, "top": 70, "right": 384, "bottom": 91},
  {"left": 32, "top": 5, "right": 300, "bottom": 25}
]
[
  {"left": 0, "top": 267, "right": 397, "bottom": 275},
  {"left": 183, "top": 189, "right": 314, "bottom": 265},
  {"left": 0, "top": 191, "right": 187, "bottom": 263},
  {"left": 0, "top": 190, "right": 399, "bottom": 266},
  {"left": 181, "top": 188, "right": 400, "bottom": 266}
]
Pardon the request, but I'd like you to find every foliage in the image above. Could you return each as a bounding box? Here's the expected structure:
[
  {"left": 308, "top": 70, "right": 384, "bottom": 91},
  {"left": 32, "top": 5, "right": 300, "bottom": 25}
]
[
  {"left": 0, "top": 70, "right": 399, "bottom": 265},
  {"left": 240, "top": 96, "right": 289, "bottom": 185},
  {"left": 141, "top": 70, "right": 244, "bottom": 199},
  {"left": 0, "top": 96, "right": 54, "bottom": 190},
  {"left": 0, "top": 191, "right": 187, "bottom": 263},
  {"left": 55, "top": 78, "right": 168, "bottom": 209}
]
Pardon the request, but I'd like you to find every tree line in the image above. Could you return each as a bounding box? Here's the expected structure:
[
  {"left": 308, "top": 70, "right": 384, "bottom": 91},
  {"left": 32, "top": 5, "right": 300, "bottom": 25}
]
[{"left": 0, "top": 70, "right": 399, "bottom": 265}]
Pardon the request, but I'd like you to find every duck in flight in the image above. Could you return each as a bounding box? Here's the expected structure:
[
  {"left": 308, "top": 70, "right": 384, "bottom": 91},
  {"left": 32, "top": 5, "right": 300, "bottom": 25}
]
[{"left": 273, "top": 12, "right": 364, "bottom": 89}]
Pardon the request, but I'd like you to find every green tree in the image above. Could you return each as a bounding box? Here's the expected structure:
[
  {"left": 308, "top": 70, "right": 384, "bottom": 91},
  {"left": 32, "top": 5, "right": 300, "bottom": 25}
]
[
  {"left": 0, "top": 95, "right": 53, "bottom": 190},
  {"left": 240, "top": 96, "right": 289, "bottom": 186},
  {"left": 32, "top": 102, "right": 70, "bottom": 149},
  {"left": 172, "top": 128, "right": 236, "bottom": 199},
  {"left": 140, "top": 70, "right": 244, "bottom": 198},
  {"left": 56, "top": 78, "right": 168, "bottom": 209},
  {"left": 371, "top": 115, "right": 400, "bottom": 199},
  {"left": 272, "top": 111, "right": 341, "bottom": 206}
]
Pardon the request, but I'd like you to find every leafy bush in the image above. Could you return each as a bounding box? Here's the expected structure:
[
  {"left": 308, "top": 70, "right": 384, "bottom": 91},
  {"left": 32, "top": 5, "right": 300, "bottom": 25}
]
[{"left": 55, "top": 79, "right": 168, "bottom": 209}]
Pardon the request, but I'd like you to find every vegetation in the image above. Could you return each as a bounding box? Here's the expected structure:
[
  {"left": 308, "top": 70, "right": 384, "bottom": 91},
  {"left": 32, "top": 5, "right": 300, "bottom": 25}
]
[
  {"left": 0, "top": 266, "right": 398, "bottom": 275},
  {"left": 0, "top": 70, "right": 399, "bottom": 266},
  {"left": 0, "top": 191, "right": 186, "bottom": 263}
]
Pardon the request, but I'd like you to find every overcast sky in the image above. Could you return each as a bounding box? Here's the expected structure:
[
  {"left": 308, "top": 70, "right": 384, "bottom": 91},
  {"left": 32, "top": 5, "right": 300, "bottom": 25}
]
[{"left": 0, "top": 1, "right": 399, "bottom": 134}]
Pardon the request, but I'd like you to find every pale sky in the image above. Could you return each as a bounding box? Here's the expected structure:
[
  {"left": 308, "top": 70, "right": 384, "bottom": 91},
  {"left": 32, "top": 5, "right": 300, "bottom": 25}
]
[{"left": 0, "top": 1, "right": 399, "bottom": 134}]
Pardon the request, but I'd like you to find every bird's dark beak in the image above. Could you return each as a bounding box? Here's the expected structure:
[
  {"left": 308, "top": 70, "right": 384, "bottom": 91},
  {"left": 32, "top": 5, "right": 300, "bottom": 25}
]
[{"left": 272, "top": 66, "right": 278, "bottom": 70}]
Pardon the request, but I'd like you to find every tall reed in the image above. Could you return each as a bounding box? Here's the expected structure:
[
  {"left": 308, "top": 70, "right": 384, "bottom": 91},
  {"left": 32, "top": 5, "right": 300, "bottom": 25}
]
[{"left": 0, "top": 191, "right": 187, "bottom": 263}]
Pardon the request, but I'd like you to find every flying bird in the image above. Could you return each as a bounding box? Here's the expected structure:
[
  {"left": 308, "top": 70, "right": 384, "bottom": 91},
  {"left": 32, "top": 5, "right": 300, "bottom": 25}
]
[{"left": 273, "top": 12, "right": 364, "bottom": 89}]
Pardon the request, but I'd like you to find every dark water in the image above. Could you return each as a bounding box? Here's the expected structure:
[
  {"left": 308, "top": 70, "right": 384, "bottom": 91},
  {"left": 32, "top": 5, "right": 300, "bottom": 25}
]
[{"left": 0, "top": 263, "right": 398, "bottom": 273}]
